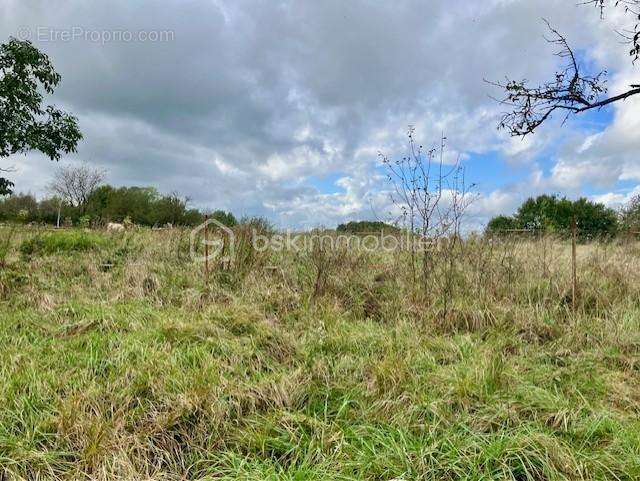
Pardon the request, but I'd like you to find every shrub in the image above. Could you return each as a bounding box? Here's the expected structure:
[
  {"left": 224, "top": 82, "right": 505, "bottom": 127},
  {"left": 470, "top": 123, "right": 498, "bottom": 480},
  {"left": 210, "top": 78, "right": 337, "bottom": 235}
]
[
  {"left": 210, "top": 210, "right": 237, "bottom": 227},
  {"left": 485, "top": 215, "right": 518, "bottom": 235},
  {"left": 19, "top": 231, "right": 107, "bottom": 257},
  {"left": 78, "top": 215, "right": 91, "bottom": 228}
]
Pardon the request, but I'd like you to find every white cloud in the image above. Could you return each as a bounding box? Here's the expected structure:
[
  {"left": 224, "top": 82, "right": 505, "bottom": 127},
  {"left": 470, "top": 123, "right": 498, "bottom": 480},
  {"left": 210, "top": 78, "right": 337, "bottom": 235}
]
[
  {"left": 592, "top": 186, "right": 640, "bottom": 209},
  {"left": 0, "top": 0, "right": 638, "bottom": 227}
]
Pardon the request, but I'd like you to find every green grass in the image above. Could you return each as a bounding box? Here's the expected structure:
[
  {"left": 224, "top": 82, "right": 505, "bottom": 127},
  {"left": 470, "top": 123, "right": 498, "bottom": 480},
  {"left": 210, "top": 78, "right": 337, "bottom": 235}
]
[
  {"left": 1, "top": 227, "right": 640, "bottom": 479},
  {"left": 19, "top": 230, "right": 108, "bottom": 257}
]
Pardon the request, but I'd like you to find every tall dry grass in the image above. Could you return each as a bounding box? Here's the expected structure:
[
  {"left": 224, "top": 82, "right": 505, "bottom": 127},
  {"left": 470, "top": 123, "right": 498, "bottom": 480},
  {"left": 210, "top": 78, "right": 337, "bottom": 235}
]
[{"left": 1, "top": 226, "right": 639, "bottom": 480}]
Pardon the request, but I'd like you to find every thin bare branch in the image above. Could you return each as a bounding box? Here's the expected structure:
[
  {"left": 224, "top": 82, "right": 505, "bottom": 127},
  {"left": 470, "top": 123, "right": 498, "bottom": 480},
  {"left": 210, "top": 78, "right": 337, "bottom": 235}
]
[
  {"left": 492, "top": 3, "right": 640, "bottom": 135},
  {"left": 47, "top": 162, "right": 106, "bottom": 207}
]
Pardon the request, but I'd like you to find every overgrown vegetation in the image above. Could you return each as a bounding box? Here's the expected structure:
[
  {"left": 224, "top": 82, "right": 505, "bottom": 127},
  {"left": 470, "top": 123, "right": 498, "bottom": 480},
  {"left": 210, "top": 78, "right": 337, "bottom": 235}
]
[
  {"left": 1, "top": 225, "right": 640, "bottom": 480},
  {"left": 19, "top": 230, "right": 107, "bottom": 257}
]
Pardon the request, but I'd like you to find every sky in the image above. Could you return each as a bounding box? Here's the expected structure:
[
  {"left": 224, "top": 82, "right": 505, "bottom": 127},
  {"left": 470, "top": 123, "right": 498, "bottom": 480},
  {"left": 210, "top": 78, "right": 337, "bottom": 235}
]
[{"left": 1, "top": 0, "right": 639, "bottom": 230}]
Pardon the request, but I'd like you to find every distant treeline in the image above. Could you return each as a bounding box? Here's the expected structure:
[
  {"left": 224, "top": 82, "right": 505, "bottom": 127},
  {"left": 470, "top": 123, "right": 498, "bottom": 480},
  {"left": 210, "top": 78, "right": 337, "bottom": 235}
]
[
  {"left": 0, "top": 185, "right": 237, "bottom": 227},
  {"left": 485, "top": 195, "right": 627, "bottom": 240},
  {"left": 5, "top": 189, "right": 638, "bottom": 238},
  {"left": 336, "top": 221, "right": 400, "bottom": 233}
]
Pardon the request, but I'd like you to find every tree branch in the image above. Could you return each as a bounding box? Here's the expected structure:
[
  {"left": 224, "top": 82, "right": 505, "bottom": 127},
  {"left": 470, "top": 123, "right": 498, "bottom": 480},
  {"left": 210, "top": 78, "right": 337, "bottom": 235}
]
[{"left": 489, "top": 18, "right": 640, "bottom": 136}]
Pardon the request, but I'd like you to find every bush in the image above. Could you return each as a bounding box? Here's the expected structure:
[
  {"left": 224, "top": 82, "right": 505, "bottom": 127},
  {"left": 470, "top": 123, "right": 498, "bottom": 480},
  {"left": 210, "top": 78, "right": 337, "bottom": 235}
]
[
  {"left": 485, "top": 215, "right": 518, "bottom": 235},
  {"left": 210, "top": 210, "right": 237, "bottom": 227},
  {"left": 20, "top": 231, "right": 107, "bottom": 257},
  {"left": 78, "top": 215, "right": 91, "bottom": 228}
]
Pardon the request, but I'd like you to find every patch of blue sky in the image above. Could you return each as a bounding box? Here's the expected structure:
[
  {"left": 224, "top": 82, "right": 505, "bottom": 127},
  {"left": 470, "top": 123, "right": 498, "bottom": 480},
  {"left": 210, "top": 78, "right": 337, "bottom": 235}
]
[
  {"left": 306, "top": 172, "right": 347, "bottom": 194},
  {"left": 465, "top": 151, "right": 530, "bottom": 192}
]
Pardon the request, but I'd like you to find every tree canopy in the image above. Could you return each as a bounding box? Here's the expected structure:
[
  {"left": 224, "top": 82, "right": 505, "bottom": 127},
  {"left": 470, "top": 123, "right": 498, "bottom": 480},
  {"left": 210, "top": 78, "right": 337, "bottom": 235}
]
[
  {"left": 0, "top": 185, "right": 221, "bottom": 227},
  {"left": 84, "top": 186, "right": 205, "bottom": 226},
  {"left": 485, "top": 215, "right": 518, "bottom": 233},
  {"left": 0, "top": 38, "right": 82, "bottom": 194},
  {"left": 486, "top": 195, "right": 618, "bottom": 240}
]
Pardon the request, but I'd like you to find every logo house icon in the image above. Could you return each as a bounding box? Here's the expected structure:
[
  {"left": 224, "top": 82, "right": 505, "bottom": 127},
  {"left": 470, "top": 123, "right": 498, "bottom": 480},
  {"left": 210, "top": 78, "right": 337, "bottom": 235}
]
[{"left": 189, "top": 217, "right": 235, "bottom": 265}]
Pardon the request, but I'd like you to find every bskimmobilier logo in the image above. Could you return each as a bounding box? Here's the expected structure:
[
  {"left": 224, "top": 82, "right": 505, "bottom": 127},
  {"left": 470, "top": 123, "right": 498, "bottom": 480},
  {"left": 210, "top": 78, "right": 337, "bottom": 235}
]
[{"left": 189, "top": 218, "right": 235, "bottom": 264}]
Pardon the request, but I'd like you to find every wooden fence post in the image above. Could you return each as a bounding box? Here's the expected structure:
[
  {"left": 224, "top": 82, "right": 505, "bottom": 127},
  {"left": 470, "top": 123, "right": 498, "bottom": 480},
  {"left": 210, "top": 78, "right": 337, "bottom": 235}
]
[
  {"left": 204, "top": 214, "right": 209, "bottom": 281},
  {"left": 571, "top": 216, "right": 577, "bottom": 312}
]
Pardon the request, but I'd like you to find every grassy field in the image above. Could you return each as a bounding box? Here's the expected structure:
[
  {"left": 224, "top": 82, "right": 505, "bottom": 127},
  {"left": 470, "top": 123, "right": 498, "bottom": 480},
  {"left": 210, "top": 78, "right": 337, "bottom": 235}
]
[{"left": 1, "top": 226, "right": 640, "bottom": 480}]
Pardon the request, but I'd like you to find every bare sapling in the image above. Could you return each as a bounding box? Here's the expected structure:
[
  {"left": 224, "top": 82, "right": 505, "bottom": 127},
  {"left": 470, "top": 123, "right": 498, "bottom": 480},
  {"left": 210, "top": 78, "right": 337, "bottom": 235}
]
[{"left": 381, "top": 127, "right": 476, "bottom": 309}]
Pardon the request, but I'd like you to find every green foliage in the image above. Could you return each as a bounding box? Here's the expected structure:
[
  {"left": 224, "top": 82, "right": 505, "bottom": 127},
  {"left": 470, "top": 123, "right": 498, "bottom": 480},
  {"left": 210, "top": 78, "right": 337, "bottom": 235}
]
[
  {"left": 78, "top": 215, "right": 91, "bottom": 228},
  {"left": 572, "top": 197, "right": 619, "bottom": 240},
  {"left": 210, "top": 209, "right": 238, "bottom": 227},
  {"left": 0, "top": 38, "right": 82, "bottom": 193},
  {"left": 487, "top": 195, "right": 618, "bottom": 240},
  {"left": 19, "top": 230, "right": 106, "bottom": 257},
  {"left": 516, "top": 194, "right": 574, "bottom": 231},
  {"left": 485, "top": 215, "right": 518, "bottom": 235},
  {"left": 0, "top": 193, "right": 38, "bottom": 221},
  {"left": 337, "top": 220, "right": 400, "bottom": 233},
  {"left": 0, "top": 177, "right": 13, "bottom": 196},
  {"left": 0, "top": 186, "right": 211, "bottom": 227},
  {"left": 85, "top": 186, "right": 159, "bottom": 225},
  {"left": 0, "top": 193, "right": 71, "bottom": 224},
  {"left": 84, "top": 186, "right": 205, "bottom": 226}
]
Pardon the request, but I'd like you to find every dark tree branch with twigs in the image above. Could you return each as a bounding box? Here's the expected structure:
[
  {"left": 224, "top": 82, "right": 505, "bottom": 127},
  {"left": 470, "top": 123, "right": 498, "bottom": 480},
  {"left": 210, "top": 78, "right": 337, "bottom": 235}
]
[
  {"left": 586, "top": 1, "right": 640, "bottom": 60},
  {"left": 492, "top": 2, "right": 640, "bottom": 136}
]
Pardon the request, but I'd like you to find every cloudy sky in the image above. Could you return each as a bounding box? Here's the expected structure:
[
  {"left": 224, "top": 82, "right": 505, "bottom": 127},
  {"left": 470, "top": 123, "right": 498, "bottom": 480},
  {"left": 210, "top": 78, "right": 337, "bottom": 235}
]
[{"left": 1, "top": 0, "right": 639, "bottom": 229}]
